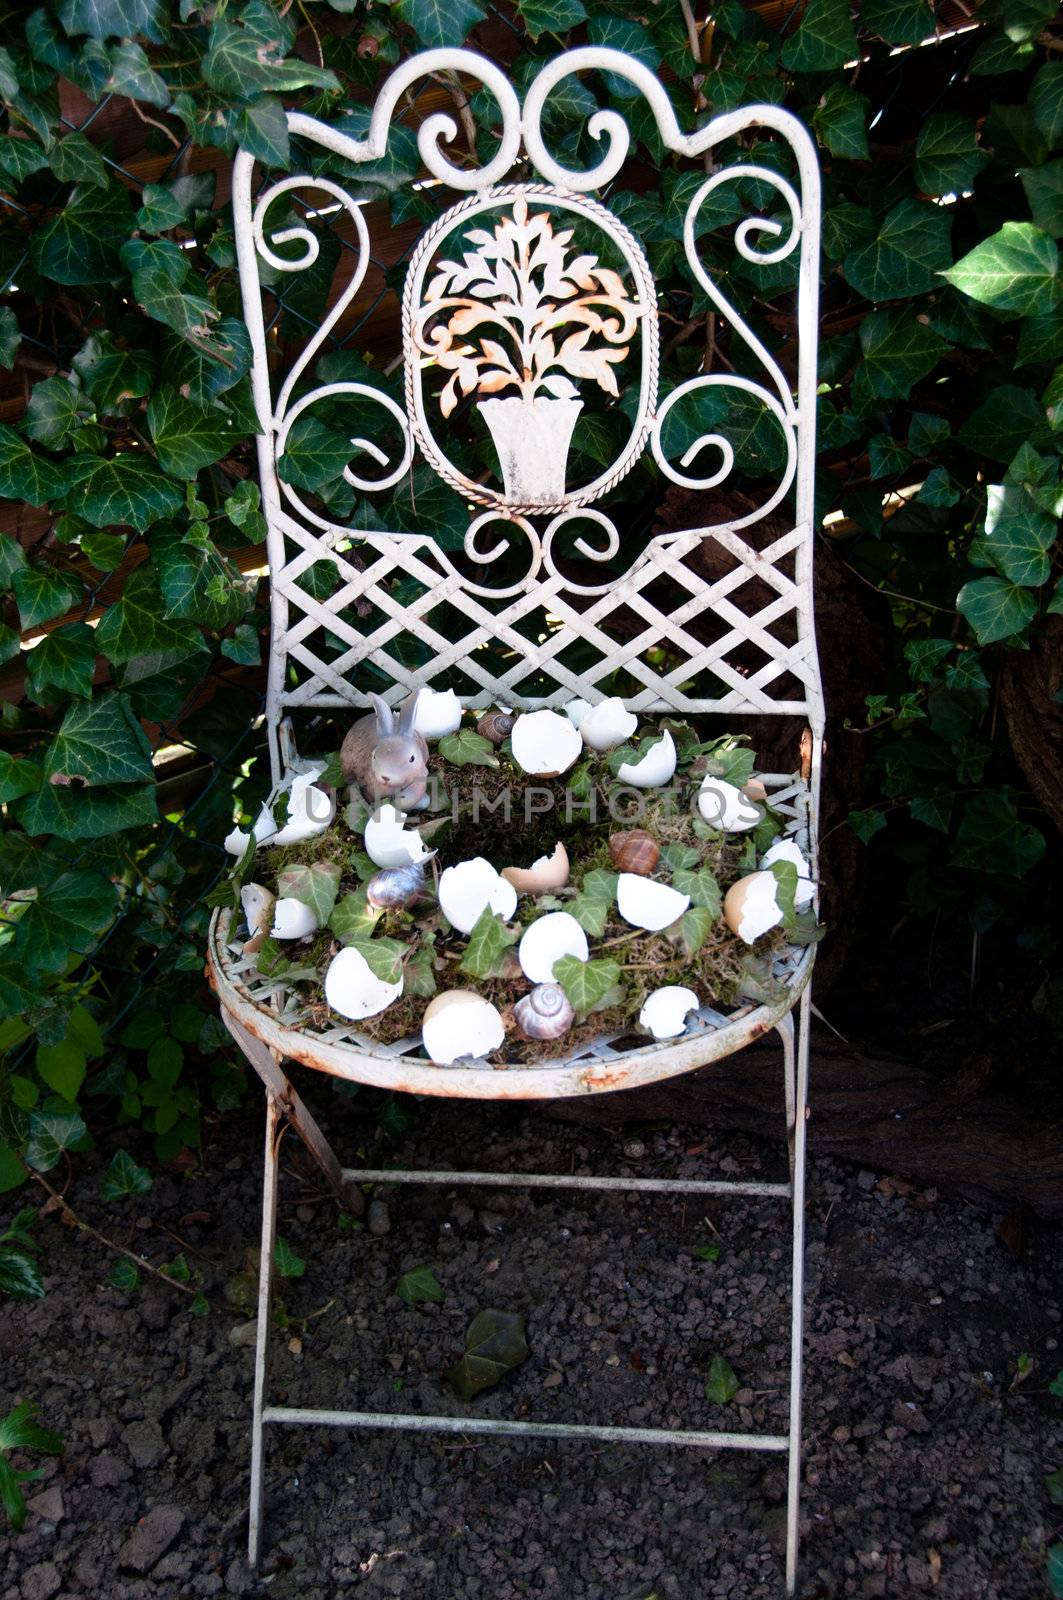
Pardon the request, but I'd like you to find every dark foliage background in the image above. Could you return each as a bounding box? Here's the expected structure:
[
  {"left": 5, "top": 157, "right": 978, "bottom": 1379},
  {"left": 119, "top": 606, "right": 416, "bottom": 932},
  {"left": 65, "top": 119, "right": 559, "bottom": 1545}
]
[{"left": 0, "top": 0, "right": 1059, "bottom": 1233}]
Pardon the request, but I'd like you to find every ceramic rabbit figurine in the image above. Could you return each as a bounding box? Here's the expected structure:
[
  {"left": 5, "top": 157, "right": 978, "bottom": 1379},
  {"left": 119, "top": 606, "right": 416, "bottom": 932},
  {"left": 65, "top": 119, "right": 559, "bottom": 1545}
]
[{"left": 340, "top": 689, "right": 429, "bottom": 809}]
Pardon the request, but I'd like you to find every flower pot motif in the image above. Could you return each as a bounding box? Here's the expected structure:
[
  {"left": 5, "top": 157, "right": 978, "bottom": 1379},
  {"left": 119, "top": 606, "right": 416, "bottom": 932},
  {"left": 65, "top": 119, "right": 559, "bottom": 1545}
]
[{"left": 409, "top": 192, "right": 651, "bottom": 509}]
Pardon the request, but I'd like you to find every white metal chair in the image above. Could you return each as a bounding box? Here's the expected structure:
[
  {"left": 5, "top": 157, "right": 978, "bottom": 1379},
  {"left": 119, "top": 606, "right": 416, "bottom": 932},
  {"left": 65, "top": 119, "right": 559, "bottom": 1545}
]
[{"left": 209, "top": 45, "right": 822, "bottom": 1593}]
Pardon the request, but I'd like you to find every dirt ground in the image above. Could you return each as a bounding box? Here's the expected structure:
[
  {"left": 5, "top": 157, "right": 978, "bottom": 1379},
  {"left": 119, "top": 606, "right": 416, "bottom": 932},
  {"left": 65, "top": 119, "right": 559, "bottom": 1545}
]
[{"left": 2, "top": 1083, "right": 1061, "bottom": 1600}]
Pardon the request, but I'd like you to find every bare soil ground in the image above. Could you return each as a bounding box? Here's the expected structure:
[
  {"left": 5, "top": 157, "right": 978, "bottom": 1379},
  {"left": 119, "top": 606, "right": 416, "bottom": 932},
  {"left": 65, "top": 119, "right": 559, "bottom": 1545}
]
[{"left": 2, "top": 1087, "right": 1061, "bottom": 1600}]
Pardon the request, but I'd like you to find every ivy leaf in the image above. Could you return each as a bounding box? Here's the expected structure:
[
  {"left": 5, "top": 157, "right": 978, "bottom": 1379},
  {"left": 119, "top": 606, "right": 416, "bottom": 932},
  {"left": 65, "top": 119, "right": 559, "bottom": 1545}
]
[
  {"left": 671, "top": 867, "right": 722, "bottom": 916},
  {"left": 903, "top": 639, "right": 953, "bottom": 682},
  {"left": 276, "top": 861, "right": 342, "bottom": 924},
  {"left": 235, "top": 96, "right": 290, "bottom": 168},
  {"left": 518, "top": 0, "right": 587, "bottom": 39},
  {"left": 147, "top": 387, "right": 238, "bottom": 478},
  {"left": 25, "top": 624, "right": 96, "bottom": 703},
  {"left": 95, "top": 566, "right": 207, "bottom": 665},
  {"left": 859, "top": 309, "right": 945, "bottom": 399},
  {"left": 24, "top": 378, "right": 84, "bottom": 449},
  {"left": 980, "top": 509, "right": 1056, "bottom": 587},
  {"left": 910, "top": 789, "right": 953, "bottom": 833},
  {"left": 953, "top": 791, "right": 1044, "bottom": 877},
  {"left": 30, "top": 182, "right": 133, "bottom": 285},
  {"left": 460, "top": 908, "right": 517, "bottom": 980},
  {"left": 107, "top": 40, "right": 170, "bottom": 107},
  {"left": 811, "top": 84, "right": 869, "bottom": 160},
  {"left": 48, "top": 132, "right": 108, "bottom": 189},
  {"left": 43, "top": 692, "right": 153, "bottom": 786},
  {"left": 438, "top": 729, "right": 499, "bottom": 769},
  {"left": 0, "top": 307, "right": 19, "bottom": 369},
  {"left": 844, "top": 199, "right": 952, "bottom": 302},
  {"left": 203, "top": 21, "right": 339, "bottom": 96},
  {"left": 346, "top": 936, "right": 407, "bottom": 985},
  {"left": 780, "top": 0, "right": 857, "bottom": 72},
  {"left": 36, "top": 1038, "right": 86, "bottom": 1101},
  {"left": 0, "top": 426, "right": 66, "bottom": 506},
  {"left": 859, "top": 0, "right": 933, "bottom": 42},
  {"left": 329, "top": 889, "right": 382, "bottom": 944},
  {"left": 395, "top": 1264, "right": 444, "bottom": 1305},
  {"left": 274, "top": 1236, "right": 306, "bottom": 1278},
  {"left": 56, "top": 0, "right": 168, "bottom": 41},
  {"left": 1031, "top": 61, "right": 1063, "bottom": 147},
  {"left": 0, "top": 1246, "right": 44, "bottom": 1301},
  {"left": 80, "top": 532, "right": 126, "bottom": 572},
  {"left": 0, "top": 754, "right": 42, "bottom": 803},
  {"left": 16, "top": 781, "right": 159, "bottom": 842},
  {"left": 24, "top": 1109, "right": 88, "bottom": 1173},
  {"left": 942, "top": 223, "right": 1059, "bottom": 317},
  {"left": 99, "top": 1148, "right": 153, "bottom": 1201},
  {"left": 13, "top": 870, "right": 116, "bottom": 976},
  {"left": 704, "top": 1354, "right": 740, "bottom": 1404},
  {"left": 109, "top": 1259, "right": 140, "bottom": 1292},
  {"left": 444, "top": 1309, "right": 529, "bottom": 1400},
  {"left": 554, "top": 954, "right": 622, "bottom": 1014},
  {"left": 221, "top": 623, "right": 261, "bottom": 665},
  {"left": 12, "top": 566, "right": 79, "bottom": 629},
  {"left": 957, "top": 577, "right": 1037, "bottom": 644},
  {"left": 917, "top": 468, "right": 959, "bottom": 507},
  {"left": 914, "top": 114, "right": 988, "bottom": 197},
  {"left": 569, "top": 869, "right": 617, "bottom": 936},
  {"left": 1020, "top": 163, "right": 1063, "bottom": 240},
  {"left": 587, "top": 17, "right": 661, "bottom": 95},
  {"left": 679, "top": 906, "right": 713, "bottom": 957},
  {"left": 60, "top": 454, "right": 183, "bottom": 532}
]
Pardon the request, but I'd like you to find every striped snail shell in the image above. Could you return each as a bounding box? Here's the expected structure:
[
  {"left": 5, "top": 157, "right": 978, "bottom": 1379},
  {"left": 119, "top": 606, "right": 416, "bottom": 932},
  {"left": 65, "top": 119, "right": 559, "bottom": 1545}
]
[
  {"left": 608, "top": 829, "right": 660, "bottom": 877},
  {"left": 477, "top": 710, "right": 516, "bottom": 744},
  {"left": 514, "top": 982, "right": 575, "bottom": 1041},
  {"left": 366, "top": 861, "right": 426, "bottom": 910}
]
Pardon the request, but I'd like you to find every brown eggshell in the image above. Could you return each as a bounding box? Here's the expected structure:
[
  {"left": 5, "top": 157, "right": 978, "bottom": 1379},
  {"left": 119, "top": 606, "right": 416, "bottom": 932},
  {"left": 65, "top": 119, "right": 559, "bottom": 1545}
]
[{"left": 500, "top": 840, "right": 570, "bottom": 895}]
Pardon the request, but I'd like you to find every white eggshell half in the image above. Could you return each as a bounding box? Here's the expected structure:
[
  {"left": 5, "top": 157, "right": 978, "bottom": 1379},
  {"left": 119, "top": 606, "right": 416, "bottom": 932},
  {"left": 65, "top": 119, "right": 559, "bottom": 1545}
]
[
  {"left": 438, "top": 857, "right": 518, "bottom": 935},
  {"left": 564, "top": 698, "right": 592, "bottom": 730},
  {"left": 500, "top": 841, "right": 570, "bottom": 895},
  {"left": 579, "top": 697, "right": 638, "bottom": 752},
  {"left": 413, "top": 686, "right": 462, "bottom": 739},
  {"left": 225, "top": 800, "right": 278, "bottom": 856},
  {"left": 324, "top": 945, "right": 403, "bottom": 1021},
  {"left": 270, "top": 897, "right": 318, "bottom": 939},
  {"left": 364, "top": 804, "right": 434, "bottom": 868},
  {"left": 421, "top": 990, "right": 505, "bottom": 1064},
  {"left": 760, "top": 839, "right": 816, "bottom": 909},
  {"left": 616, "top": 729, "right": 677, "bottom": 788},
  {"left": 616, "top": 873, "right": 690, "bottom": 932},
  {"left": 639, "top": 985, "right": 700, "bottom": 1041},
  {"left": 723, "top": 871, "right": 784, "bottom": 944},
  {"left": 518, "top": 911, "right": 589, "bottom": 984},
  {"left": 272, "top": 774, "right": 335, "bottom": 846},
  {"left": 510, "top": 710, "right": 582, "bottom": 777},
  {"left": 696, "top": 776, "right": 761, "bottom": 832}
]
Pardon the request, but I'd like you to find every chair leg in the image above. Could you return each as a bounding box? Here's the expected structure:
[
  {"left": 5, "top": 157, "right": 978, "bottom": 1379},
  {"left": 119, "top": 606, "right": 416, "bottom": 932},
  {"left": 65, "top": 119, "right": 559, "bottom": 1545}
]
[
  {"left": 776, "top": 1011, "right": 797, "bottom": 1184},
  {"left": 249, "top": 1093, "right": 282, "bottom": 1569},
  {"left": 785, "top": 983, "right": 812, "bottom": 1597}
]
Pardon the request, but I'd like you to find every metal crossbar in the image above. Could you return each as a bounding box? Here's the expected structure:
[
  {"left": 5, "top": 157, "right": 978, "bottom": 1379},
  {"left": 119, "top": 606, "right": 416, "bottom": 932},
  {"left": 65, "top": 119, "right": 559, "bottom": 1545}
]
[{"left": 222, "top": 42, "right": 823, "bottom": 1598}]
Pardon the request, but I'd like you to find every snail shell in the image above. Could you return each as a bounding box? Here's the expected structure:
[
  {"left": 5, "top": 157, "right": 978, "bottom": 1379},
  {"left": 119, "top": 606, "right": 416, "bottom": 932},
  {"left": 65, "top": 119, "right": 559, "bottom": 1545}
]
[
  {"left": 477, "top": 710, "right": 516, "bottom": 744},
  {"left": 514, "top": 982, "right": 575, "bottom": 1041},
  {"left": 366, "top": 862, "right": 426, "bottom": 910},
  {"left": 608, "top": 829, "right": 660, "bottom": 877}
]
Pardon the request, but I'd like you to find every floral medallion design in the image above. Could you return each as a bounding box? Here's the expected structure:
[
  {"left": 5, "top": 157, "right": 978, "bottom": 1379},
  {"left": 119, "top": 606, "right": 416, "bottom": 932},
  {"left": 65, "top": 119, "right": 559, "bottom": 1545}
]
[{"left": 403, "top": 186, "right": 658, "bottom": 514}]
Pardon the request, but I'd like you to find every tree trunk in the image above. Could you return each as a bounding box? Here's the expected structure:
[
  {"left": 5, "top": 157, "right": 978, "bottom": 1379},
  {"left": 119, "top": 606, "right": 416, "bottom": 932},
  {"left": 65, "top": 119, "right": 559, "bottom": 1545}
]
[{"left": 545, "top": 1032, "right": 1063, "bottom": 1218}]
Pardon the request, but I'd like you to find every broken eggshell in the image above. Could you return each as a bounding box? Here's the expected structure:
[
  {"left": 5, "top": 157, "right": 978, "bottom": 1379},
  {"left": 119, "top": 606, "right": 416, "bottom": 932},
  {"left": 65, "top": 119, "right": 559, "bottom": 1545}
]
[
  {"left": 723, "top": 870, "right": 785, "bottom": 944},
  {"left": 564, "top": 698, "right": 592, "bottom": 730},
  {"left": 438, "top": 857, "right": 518, "bottom": 935},
  {"left": 760, "top": 838, "right": 816, "bottom": 909},
  {"left": 421, "top": 989, "right": 505, "bottom": 1064},
  {"left": 639, "top": 985, "right": 700, "bottom": 1041},
  {"left": 510, "top": 710, "right": 582, "bottom": 778},
  {"left": 324, "top": 945, "right": 403, "bottom": 1021},
  {"left": 514, "top": 982, "right": 574, "bottom": 1041},
  {"left": 616, "top": 729, "right": 677, "bottom": 788},
  {"left": 616, "top": 873, "right": 690, "bottom": 932},
  {"left": 271, "top": 770, "right": 335, "bottom": 847},
  {"left": 270, "top": 897, "right": 318, "bottom": 940},
  {"left": 518, "top": 911, "right": 589, "bottom": 984},
  {"left": 364, "top": 804, "right": 435, "bottom": 869},
  {"left": 412, "top": 686, "right": 462, "bottom": 739},
  {"left": 696, "top": 776, "right": 762, "bottom": 832},
  {"left": 239, "top": 882, "right": 275, "bottom": 954},
  {"left": 579, "top": 697, "right": 638, "bottom": 753},
  {"left": 500, "top": 841, "right": 570, "bottom": 896},
  {"left": 225, "top": 801, "right": 278, "bottom": 858}
]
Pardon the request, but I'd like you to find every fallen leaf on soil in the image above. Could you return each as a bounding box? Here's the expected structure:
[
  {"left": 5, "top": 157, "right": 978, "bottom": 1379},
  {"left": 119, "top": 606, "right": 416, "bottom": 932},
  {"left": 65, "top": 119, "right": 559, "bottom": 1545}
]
[
  {"left": 444, "top": 1309, "right": 528, "bottom": 1400},
  {"left": 928, "top": 1547, "right": 941, "bottom": 1585}
]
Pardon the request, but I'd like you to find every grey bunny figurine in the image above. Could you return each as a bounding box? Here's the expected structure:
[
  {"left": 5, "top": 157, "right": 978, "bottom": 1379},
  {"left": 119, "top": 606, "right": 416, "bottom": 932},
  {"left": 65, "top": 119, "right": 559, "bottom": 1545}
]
[{"left": 340, "top": 689, "right": 429, "bottom": 810}]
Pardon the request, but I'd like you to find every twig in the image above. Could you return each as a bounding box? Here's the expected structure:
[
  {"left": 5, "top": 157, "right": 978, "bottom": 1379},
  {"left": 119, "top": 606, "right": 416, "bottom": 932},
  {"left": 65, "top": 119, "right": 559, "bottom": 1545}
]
[
  {"left": 29, "top": 1167, "right": 199, "bottom": 1299},
  {"left": 129, "top": 98, "right": 182, "bottom": 149}
]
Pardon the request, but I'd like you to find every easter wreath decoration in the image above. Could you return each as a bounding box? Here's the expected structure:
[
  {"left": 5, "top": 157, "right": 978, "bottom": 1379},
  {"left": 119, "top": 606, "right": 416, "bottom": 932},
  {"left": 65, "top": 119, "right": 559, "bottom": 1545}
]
[{"left": 213, "top": 689, "right": 821, "bottom": 1068}]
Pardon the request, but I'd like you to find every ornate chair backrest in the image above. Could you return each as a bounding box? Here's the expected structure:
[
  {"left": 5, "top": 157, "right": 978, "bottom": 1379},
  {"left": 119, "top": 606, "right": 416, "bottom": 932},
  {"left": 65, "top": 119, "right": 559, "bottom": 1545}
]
[{"left": 233, "top": 47, "right": 823, "bottom": 805}]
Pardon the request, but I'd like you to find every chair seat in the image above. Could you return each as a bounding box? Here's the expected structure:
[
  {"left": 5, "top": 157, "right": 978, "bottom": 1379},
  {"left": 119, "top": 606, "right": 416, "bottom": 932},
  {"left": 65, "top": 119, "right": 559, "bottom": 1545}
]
[{"left": 207, "top": 771, "right": 814, "bottom": 1102}]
